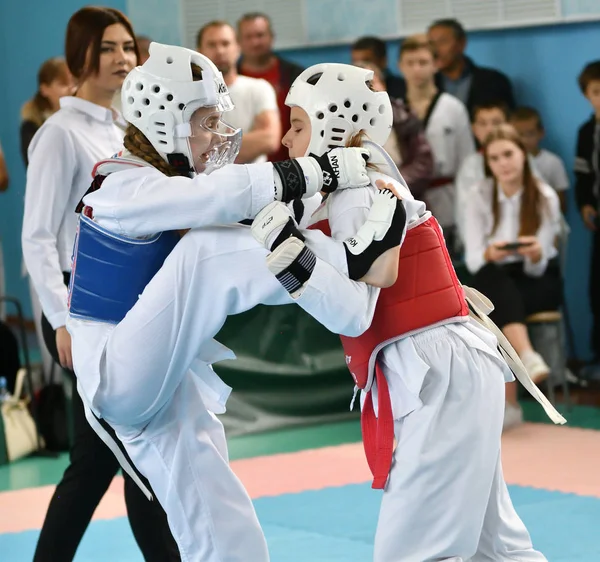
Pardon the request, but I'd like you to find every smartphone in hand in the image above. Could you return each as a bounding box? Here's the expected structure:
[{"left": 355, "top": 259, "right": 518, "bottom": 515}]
[{"left": 499, "top": 241, "right": 533, "bottom": 251}]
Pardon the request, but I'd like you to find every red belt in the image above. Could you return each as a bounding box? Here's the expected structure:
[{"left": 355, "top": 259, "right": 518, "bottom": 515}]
[
  {"left": 429, "top": 176, "right": 454, "bottom": 189},
  {"left": 361, "top": 362, "right": 394, "bottom": 489}
]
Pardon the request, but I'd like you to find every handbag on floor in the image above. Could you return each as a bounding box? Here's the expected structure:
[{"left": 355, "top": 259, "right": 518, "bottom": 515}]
[{"left": 1, "top": 368, "right": 39, "bottom": 461}]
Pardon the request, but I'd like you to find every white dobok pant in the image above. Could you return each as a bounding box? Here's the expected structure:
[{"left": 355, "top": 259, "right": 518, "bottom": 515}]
[
  {"left": 374, "top": 325, "right": 547, "bottom": 562},
  {"left": 68, "top": 225, "right": 377, "bottom": 562}
]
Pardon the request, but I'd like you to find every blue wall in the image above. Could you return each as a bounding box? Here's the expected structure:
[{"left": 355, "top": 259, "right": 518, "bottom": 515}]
[
  {"left": 0, "top": 8, "right": 598, "bottom": 358},
  {"left": 283, "top": 21, "right": 600, "bottom": 360},
  {"left": 0, "top": 0, "right": 127, "bottom": 319}
]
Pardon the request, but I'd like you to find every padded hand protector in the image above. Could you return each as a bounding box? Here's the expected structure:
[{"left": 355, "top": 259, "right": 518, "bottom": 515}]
[{"left": 310, "top": 147, "right": 370, "bottom": 192}]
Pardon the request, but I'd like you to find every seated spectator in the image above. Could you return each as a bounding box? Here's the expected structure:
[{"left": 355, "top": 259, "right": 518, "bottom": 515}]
[
  {"left": 427, "top": 18, "right": 515, "bottom": 116},
  {"left": 456, "top": 103, "right": 546, "bottom": 246},
  {"left": 351, "top": 36, "right": 405, "bottom": 99},
  {"left": 237, "top": 12, "right": 303, "bottom": 163},
  {"left": 398, "top": 33, "right": 475, "bottom": 253},
  {"left": 575, "top": 60, "right": 600, "bottom": 377},
  {"left": 456, "top": 101, "right": 509, "bottom": 244},
  {"left": 20, "top": 57, "right": 73, "bottom": 165},
  {"left": 197, "top": 21, "right": 280, "bottom": 163},
  {"left": 510, "top": 106, "right": 569, "bottom": 212},
  {"left": 464, "top": 124, "right": 562, "bottom": 430}
]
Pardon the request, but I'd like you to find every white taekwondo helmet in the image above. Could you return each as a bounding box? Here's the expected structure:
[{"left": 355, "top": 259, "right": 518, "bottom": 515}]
[
  {"left": 121, "top": 42, "right": 241, "bottom": 174},
  {"left": 285, "top": 62, "right": 393, "bottom": 157}
]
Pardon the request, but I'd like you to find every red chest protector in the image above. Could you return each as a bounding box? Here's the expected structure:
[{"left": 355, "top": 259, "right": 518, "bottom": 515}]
[{"left": 309, "top": 214, "right": 469, "bottom": 488}]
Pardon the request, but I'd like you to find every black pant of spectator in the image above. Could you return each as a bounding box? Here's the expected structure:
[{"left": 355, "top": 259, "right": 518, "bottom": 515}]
[
  {"left": 590, "top": 229, "right": 600, "bottom": 361},
  {"left": 470, "top": 260, "right": 563, "bottom": 330},
  {"left": 34, "top": 294, "right": 180, "bottom": 561}
]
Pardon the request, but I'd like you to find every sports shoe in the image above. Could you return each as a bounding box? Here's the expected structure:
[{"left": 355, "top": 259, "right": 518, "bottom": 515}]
[{"left": 520, "top": 350, "right": 550, "bottom": 384}]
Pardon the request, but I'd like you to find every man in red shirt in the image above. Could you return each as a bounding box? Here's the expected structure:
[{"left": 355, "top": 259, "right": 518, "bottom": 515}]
[{"left": 237, "top": 12, "right": 303, "bottom": 163}]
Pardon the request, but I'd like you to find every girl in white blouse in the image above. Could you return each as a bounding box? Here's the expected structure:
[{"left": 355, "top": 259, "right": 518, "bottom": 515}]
[
  {"left": 464, "top": 124, "right": 562, "bottom": 428},
  {"left": 21, "top": 7, "right": 180, "bottom": 561}
]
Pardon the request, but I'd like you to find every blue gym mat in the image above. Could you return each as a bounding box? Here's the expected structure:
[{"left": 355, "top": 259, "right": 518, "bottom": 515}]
[{"left": 1, "top": 484, "right": 597, "bottom": 561}]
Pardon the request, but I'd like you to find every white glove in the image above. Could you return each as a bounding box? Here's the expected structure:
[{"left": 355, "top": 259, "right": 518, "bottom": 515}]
[
  {"left": 308, "top": 147, "right": 371, "bottom": 192},
  {"left": 345, "top": 187, "right": 402, "bottom": 255},
  {"left": 251, "top": 201, "right": 296, "bottom": 250},
  {"left": 266, "top": 237, "right": 314, "bottom": 299}
]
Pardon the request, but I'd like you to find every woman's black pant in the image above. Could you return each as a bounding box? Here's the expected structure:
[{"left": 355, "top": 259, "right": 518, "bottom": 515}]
[
  {"left": 470, "top": 260, "right": 563, "bottom": 330},
  {"left": 34, "top": 277, "right": 180, "bottom": 561}
]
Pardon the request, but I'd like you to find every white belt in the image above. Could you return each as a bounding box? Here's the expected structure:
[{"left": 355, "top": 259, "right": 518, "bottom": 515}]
[{"left": 463, "top": 285, "right": 566, "bottom": 425}]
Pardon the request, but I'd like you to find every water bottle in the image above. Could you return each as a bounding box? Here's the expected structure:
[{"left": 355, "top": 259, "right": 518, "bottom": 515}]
[{"left": 0, "top": 377, "right": 10, "bottom": 403}]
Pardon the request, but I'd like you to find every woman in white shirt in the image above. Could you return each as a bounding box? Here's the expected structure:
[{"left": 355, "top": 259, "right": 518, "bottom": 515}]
[
  {"left": 464, "top": 124, "right": 562, "bottom": 428},
  {"left": 20, "top": 57, "right": 74, "bottom": 388},
  {"left": 21, "top": 7, "right": 180, "bottom": 561}
]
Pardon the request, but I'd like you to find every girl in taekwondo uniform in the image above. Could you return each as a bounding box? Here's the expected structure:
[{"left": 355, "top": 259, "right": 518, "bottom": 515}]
[
  {"left": 21, "top": 7, "right": 180, "bottom": 561},
  {"left": 65, "top": 41, "right": 392, "bottom": 561},
  {"left": 251, "top": 62, "right": 562, "bottom": 562}
]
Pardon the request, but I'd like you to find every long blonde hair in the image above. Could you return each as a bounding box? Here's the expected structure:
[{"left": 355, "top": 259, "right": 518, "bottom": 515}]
[
  {"left": 21, "top": 57, "right": 70, "bottom": 127},
  {"left": 123, "top": 64, "right": 203, "bottom": 177}
]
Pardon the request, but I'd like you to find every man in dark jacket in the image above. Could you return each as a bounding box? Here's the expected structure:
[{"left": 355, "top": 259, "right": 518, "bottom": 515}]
[
  {"left": 237, "top": 12, "right": 304, "bottom": 163},
  {"left": 575, "top": 60, "right": 600, "bottom": 375},
  {"left": 351, "top": 36, "right": 405, "bottom": 100},
  {"left": 426, "top": 19, "right": 515, "bottom": 117}
]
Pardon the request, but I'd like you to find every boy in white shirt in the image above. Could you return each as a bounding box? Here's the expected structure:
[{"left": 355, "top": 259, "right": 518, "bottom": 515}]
[
  {"left": 510, "top": 106, "right": 569, "bottom": 212},
  {"left": 398, "top": 34, "right": 475, "bottom": 255}
]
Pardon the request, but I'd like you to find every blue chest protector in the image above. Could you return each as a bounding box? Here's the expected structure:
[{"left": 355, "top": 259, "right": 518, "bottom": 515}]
[{"left": 68, "top": 215, "right": 180, "bottom": 324}]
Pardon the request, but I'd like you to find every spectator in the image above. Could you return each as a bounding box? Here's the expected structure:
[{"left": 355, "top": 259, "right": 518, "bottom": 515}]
[
  {"left": 398, "top": 34, "right": 475, "bottom": 253},
  {"left": 351, "top": 36, "right": 405, "bottom": 99},
  {"left": 464, "top": 124, "right": 562, "bottom": 430},
  {"left": 427, "top": 19, "right": 515, "bottom": 116},
  {"left": 20, "top": 57, "right": 74, "bottom": 165},
  {"left": 511, "top": 106, "right": 569, "bottom": 212},
  {"left": 237, "top": 12, "right": 303, "bottom": 163},
  {"left": 575, "top": 60, "right": 600, "bottom": 377},
  {"left": 113, "top": 36, "right": 151, "bottom": 113},
  {"left": 197, "top": 21, "right": 280, "bottom": 163},
  {"left": 456, "top": 101, "right": 509, "bottom": 244},
  {"left": 354, "top": 60, "right": 433, "bottom": 198},
  {"left": 456, "top": 103, "right": 546, "bottom": 245},
  {"left": 21, "top": 8, "right": 179, "bottom": 561},
  {"left": 20, "top": 56, "right": 74, "bottom": 377}
]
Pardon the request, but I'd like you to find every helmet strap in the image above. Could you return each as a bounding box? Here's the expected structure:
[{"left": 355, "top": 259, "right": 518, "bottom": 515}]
[{"left": 167, "top": 153, "right": 193, "bottom": 176}]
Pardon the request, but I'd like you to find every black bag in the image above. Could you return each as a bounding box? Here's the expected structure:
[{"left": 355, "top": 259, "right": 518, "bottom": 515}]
[
  {"left": 0, "top": 320, "right": 20, "bottom": 394},
  {"left": 36, "top": 277, "right": 71, "bottom": 452},
  {"left": 36, "top": 364, "right": 69, "bottom": 452}
]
